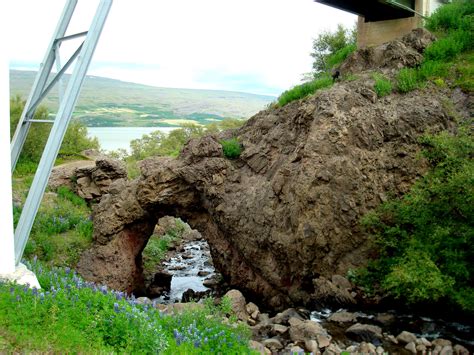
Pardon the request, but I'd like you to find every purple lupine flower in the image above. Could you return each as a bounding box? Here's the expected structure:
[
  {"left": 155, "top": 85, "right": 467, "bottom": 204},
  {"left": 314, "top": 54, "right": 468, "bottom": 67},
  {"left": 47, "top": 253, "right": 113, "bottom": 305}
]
[
  {"left": 114, "top": 303, "right": 120, "bottom": 313},
  {"left": 194, "top": 340, "right": 200, "bottom": 348}
]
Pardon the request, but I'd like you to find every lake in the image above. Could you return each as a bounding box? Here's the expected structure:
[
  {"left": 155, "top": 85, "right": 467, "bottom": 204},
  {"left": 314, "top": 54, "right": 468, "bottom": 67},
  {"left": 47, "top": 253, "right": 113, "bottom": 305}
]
[{"left": 87, "top": 126, "right": 177, "bottom": 152}]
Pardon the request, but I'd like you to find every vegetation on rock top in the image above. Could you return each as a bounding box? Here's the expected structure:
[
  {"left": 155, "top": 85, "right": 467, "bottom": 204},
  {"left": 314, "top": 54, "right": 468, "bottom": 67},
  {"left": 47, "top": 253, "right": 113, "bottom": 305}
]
[{"left": 355, "top": 0, "right": 474, "bottom": 313}]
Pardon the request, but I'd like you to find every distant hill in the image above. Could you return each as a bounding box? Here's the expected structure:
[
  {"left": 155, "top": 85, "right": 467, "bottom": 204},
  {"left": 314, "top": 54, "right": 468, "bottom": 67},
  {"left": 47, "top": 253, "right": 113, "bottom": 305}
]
[{"left": 9, "top": 70, "right": 275, "bottom": 127}]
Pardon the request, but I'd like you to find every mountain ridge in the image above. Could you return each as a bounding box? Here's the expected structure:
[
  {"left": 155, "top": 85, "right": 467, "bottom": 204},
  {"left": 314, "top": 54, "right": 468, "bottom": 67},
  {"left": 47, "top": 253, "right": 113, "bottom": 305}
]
[{"left": 10, "top": 70, "right": 275, "bottom": 127}]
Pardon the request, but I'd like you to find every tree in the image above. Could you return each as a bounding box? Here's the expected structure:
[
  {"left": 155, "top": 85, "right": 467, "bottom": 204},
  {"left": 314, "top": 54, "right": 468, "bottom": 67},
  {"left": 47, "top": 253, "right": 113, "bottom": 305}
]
[
  {"left": 310, "top": 24, "right": 356, "bottom": 75},
  {"left": 10, "top": 96, "right": 99, "bottom": 164}
]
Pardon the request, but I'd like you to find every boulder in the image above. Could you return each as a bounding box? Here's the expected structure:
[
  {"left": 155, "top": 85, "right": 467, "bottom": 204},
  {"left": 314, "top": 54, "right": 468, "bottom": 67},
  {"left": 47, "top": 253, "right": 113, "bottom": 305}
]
[
  {"left": 224, "top": 289, "right": 249, "bottom": 321},
  {"left": 345, "top": 323, "right": 382, "bottom": 342},
  {"left": 396, "top": 330, "right": 417, "bottom": 344},
  {"left": 75, "top": 158, "right": 127, "bottom": 202},
  {"left": 340, "top": 28, "right": 436, "bottom": 74},
  {"left": 146, "top": 271, "right": 172, "bottom": 297},
  {"left": 327, "top": 311, "right": 357, "bottom": 323},
  {"left": 289, "top": 318, "right": 327, "bottom": 343}
]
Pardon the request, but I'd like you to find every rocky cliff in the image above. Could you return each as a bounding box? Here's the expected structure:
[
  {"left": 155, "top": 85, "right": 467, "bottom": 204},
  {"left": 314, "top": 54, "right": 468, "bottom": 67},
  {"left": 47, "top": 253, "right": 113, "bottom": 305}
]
[{"left": 77, "top": 29, "right": 470, "bottom": 309}]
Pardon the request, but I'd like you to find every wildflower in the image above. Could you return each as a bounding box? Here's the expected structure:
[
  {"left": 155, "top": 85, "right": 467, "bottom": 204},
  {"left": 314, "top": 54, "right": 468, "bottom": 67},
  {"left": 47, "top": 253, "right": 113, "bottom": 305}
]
[
  {"left": 9, "top": 287, "right": 14, "bottom": 294},
  {"left": 194, "top": 340, "right": 200, "bottom": 348},
  {"left": 114, "top": 303, "right": 120, "bottom": 313}
]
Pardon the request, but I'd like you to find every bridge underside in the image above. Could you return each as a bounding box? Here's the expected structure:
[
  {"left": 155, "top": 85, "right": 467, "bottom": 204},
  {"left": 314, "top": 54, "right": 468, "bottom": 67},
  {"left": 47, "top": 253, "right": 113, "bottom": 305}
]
[{"left": 316, "top": 0, "right": 415, "bottom": 22}]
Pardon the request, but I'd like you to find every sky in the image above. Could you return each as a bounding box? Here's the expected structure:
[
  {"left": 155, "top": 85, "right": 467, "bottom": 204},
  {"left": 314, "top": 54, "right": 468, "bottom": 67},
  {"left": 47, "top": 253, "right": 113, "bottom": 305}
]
[{"left": 5, "top": 0, "right": 356, "bottom": 96}]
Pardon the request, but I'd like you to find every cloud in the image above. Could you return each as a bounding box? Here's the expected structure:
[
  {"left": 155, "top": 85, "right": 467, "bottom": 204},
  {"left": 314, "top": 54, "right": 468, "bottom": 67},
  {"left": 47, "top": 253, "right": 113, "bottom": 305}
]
[{"left": 7, "top": 0, "right": 356, "bottom": 95}]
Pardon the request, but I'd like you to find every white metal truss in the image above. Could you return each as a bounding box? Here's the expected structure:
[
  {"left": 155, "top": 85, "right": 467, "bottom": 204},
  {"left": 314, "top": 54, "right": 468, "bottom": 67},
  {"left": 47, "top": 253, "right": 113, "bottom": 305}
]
[{"left": 10, "top": 0, "right": 113, "bottom": 265}]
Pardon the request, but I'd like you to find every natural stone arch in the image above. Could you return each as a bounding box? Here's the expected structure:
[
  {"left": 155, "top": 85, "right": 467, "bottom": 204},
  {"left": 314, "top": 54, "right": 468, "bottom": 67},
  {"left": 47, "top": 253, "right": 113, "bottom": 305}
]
[
  {"left": 77, "top": 139, "right": 286, "bottom": 305},
  {"left": 76, "top": 50, "right": 458, "bottom": 309}
]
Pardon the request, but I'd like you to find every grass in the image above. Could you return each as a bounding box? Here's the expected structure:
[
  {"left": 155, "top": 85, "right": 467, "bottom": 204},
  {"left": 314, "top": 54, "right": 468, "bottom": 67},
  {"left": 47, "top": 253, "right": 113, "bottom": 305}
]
[
  {"left": 277, "top": 75, "right": 333, "bottom": 107},
  {"left": 0, "top": 260, "right": 252, "bottom": 353},
  {"left": 220, "top": 138, "right": 242, "bottom": 159},
  {"left": 13, "top": 186, "right": 94, "bottom": 267},
  {"left": 395, "top": 0, "right": 473, "bottom": 94},
  {"left": 396, "top": 68, "right": 422, "bottom": 93},
  {"left": 373, "top": 74, "right": 392, "bottom": 97}
]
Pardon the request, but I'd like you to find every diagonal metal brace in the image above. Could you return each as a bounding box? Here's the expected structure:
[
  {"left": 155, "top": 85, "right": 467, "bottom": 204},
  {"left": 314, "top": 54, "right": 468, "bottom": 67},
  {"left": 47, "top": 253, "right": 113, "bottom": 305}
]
[{"left": 11, "top": 0, "right": 113, "bottom": 265}]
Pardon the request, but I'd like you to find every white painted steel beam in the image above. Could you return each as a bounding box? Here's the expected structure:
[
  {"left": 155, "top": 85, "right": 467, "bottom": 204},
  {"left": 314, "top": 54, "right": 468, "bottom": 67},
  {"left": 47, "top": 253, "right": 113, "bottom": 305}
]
[{"left": 12, "top": 0, "right": 113, "bottom": 265}]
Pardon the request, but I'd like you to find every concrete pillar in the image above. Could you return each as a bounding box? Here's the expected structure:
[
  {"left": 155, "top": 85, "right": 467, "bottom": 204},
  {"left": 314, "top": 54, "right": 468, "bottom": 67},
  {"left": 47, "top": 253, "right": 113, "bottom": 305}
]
[{"left": 357, "top": 0, "right": 426, "bottom": 48}]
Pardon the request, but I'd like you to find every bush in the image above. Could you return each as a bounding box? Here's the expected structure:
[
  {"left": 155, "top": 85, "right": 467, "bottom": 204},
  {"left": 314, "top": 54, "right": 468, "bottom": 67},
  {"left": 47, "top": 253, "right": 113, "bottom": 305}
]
[
  {"left": 220, "top": 138, "right": 242, "bottom": 159},
  {"left": 373, "top": 74, "right": 392, "bottom": 97},
  {"left": 424, "top": 34, "right": 465, "bottom": 61},
  {"left": 10, "top": 96, "right": 99, "bottom": 167},
  {"left": 425, "top": 0, "right": 474, "bottom": 33},
  {"left": 396, "top": 68, "right": 421, "bottom": 93},
  {"left": 358, "top": 125, "right": 474, "bottom": 311},
  {"left": 277, "top": 76, "right": 333, "bottom": 106},
  {"left": 417, "top": 60, "right": 449, "bottom": 80},
  {"left": 311, "top": 24, "right": 356, "bottom": 74},
  {"left": 326, "top": 44, "right": 357, "bottom": 70}
]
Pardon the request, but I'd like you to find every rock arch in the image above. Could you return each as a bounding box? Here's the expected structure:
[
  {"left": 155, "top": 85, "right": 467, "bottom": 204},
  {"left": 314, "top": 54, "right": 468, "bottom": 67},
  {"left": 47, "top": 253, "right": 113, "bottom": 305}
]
[{"left": 77, "top": 54, "right": 458, "bottom": 309}]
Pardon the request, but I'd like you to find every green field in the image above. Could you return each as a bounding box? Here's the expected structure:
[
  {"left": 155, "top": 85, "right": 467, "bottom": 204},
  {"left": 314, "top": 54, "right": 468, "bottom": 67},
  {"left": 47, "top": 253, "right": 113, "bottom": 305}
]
[{"left": 10, "top": 70, "right": 275, "bottom": 127}]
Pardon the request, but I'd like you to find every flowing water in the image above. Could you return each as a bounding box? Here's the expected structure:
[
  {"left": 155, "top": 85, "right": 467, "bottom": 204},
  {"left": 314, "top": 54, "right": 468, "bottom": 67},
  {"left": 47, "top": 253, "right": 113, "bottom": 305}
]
[
  {"left": 155, "top": 240, "right": 216, "bottom": 303},
  {"left": 159, "top": 238, "right": 473, "bottom": 350}
]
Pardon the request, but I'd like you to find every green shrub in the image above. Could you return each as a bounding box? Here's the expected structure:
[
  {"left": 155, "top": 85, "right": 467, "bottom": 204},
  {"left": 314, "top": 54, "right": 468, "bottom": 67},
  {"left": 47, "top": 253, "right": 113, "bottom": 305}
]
[
  {"left": 383, "top": 249, "right": 455, "bottom": 303},
  {"left": 418, "top": 60, "right": 449, "bottom": 80},
  {"left": 396, "top": 68, "right": 421, "bottom": 93},
  {"left": 57, "top": 186, "right": 87, "bottom": 207},
  {"left": 358, "top": 125, "right": 474, "bottom": 311},
  {"left": 425, "top": 0, "right": 474, "bottom": 33},
  {"left": 220, "top": 138, "right": 242, "bottom": 159},
  {"left": 424, "top": 34, "right": 465, "bottom": 61},
  {"left": 373, "top": 74, "right": 392, "bottom": 97},
  {"left": 10, "top": 96, "right": 99, "bottom": 169},
  {"left": 142, "top": 219, "right": 187, "bottom": 273},
  {"left": 277, "top": 76, "right": 333, "bottom": 106},
  {"left": 326, "top": 43, "right": 357, "bottom": 69}
]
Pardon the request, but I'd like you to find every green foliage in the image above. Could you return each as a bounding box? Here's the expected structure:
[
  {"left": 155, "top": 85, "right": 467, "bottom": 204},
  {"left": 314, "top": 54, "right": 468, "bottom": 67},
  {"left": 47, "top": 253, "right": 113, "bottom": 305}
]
[
  {"left": 10, "top": 96, "right": 99, "bottom": 168},
  {"left": 17, "top": 187, "right": 93, "bottom": 267},
  {"left": 142, "top": 219, "right": 187, "bottom": 274},
  {"left": 373, "top": 74, "right": 392, "bottom": 97},
  {"left": 359, "top": 126, "right": 474, "bottom": 311},
  {"left": 60, "top": 120, "right": 100, "bottom": 156},
  {"left": 325, "top": 43, "right": 357, "bottom": 70},
  {"left": 417, "top": 60, "right": 449, "bottom": 80},
  {"left": 425, "top": 0, "right": 474, "bottom": 33},
  {"left": 277, "top": 76, "right": 333, "bottom": 107},
  {"left": 0, "top": 261, "right": 252, "bottom": 353},
  {"left": 127, "top": 120, "right": 245, "bottom": 162},
  {"left": 396, "top": 68, "right": 421, "bottom": 93},
  {"left": 383, "top": 250, "right": 455, "bottom": 303},
  {"left": 311, "top": 24, "right": 356, "bottom": 74},
  {"left": 424, "top": 34, "right": 466, "bottom": 61},
  {"left": 220, "top": 138, "right": 242, "bottom": 159}
]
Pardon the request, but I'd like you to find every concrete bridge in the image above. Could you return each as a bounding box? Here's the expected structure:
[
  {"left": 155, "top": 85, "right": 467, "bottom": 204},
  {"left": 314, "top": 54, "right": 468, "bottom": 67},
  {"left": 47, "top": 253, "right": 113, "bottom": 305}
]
[{"left": 316, "top": 0, "right": 447, "bottom": 47}]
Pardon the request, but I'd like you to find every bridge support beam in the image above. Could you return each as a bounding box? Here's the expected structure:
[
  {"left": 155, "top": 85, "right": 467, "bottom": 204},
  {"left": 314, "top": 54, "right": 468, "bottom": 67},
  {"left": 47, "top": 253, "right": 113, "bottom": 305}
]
[{"left": 357, "top": 0, "right": 427, "bottom": 47}]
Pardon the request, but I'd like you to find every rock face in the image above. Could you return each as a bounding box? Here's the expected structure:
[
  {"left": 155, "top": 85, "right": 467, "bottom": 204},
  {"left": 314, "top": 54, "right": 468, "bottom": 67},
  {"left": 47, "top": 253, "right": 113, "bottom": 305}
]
[
  {"left": 49, "top": 157, "right": 127, "bottom": 202},
  {"left": 339, "top": 28, "right": 436, "bottom": 75},
  {"left": 77, "top": 30, "right": 466, "bottom": 308}
]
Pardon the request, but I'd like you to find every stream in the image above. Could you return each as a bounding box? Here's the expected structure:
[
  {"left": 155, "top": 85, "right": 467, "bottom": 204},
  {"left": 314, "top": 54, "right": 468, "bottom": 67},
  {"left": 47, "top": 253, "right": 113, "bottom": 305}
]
[
  {"left": 154, "top": 239, "right": 217, "bottom": 303},
  {"left": 156, "top": 238, "right": 473, "bottom": 350}
]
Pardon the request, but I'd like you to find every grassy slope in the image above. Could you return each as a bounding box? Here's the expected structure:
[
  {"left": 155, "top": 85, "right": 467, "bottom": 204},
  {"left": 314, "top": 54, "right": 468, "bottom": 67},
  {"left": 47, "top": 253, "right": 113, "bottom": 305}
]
[{"left": 10, "top": 70, "right": 275, "bottom": 127}]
